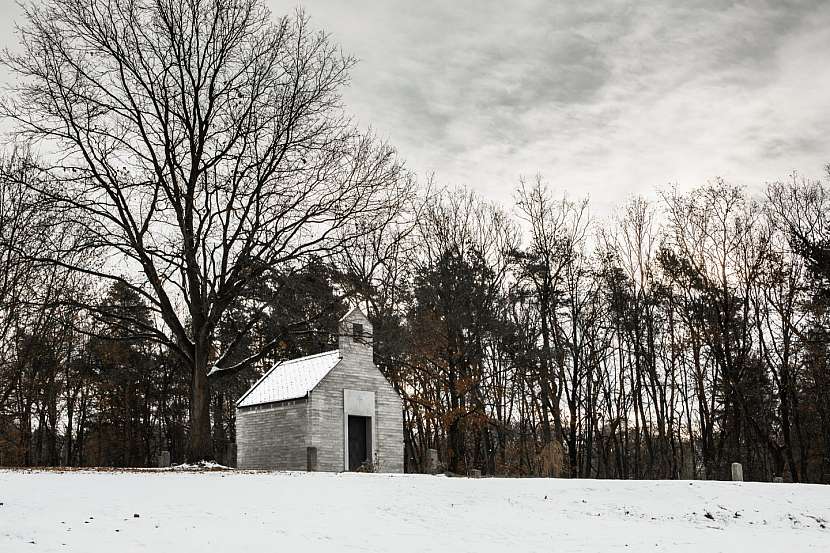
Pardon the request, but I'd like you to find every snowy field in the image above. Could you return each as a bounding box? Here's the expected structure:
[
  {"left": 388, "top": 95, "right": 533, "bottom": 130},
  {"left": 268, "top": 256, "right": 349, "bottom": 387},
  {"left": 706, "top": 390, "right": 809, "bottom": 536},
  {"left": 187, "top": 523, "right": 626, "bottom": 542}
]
[{"left": 1, "top": 470, "right": 829, "bottom": 552}]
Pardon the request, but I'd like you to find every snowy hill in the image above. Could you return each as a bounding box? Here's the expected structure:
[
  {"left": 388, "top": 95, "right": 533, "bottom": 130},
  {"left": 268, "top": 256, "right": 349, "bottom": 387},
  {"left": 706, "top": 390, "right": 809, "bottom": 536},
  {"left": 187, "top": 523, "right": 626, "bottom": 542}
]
[{"left": 1, "top": 470, "right": 828, "bottom": 552}]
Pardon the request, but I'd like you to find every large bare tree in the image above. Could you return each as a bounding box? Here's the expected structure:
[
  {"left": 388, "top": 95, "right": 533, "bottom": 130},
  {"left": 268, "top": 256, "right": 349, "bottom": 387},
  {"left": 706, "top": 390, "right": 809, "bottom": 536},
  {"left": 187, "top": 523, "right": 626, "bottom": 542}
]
[{"left": 1, "top": 0, "right": 413, "bottom": 460}]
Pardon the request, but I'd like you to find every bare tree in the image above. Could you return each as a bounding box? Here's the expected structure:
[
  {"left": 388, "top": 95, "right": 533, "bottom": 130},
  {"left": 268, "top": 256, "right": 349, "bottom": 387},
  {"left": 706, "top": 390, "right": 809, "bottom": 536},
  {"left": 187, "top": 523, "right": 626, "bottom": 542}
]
[
  {"left": 1, "top": 0, "right": 413, "bottom": 460},
  {"left": 662, "top": 182, "right": 775, "bottom": 478},
  {"left": 0, "top": 147, "right": 93, "bottom": 465},
  {"left": 514, "top": 176, "right": 588, "bottom": 467},
  {"left": 0, "top": 149, "right": 44, "bottom": 445}
]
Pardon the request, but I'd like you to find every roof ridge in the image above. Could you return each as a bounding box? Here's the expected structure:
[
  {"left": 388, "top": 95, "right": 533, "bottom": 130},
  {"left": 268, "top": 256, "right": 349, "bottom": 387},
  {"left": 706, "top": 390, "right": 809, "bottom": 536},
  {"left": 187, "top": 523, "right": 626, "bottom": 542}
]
[{"left": 278, "top": 348, "right": 340, "bottom": 365}]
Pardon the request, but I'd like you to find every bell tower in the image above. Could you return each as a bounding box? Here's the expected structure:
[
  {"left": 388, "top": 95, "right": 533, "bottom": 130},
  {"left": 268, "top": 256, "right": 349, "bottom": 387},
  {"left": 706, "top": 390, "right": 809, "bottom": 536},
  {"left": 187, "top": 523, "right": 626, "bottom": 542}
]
[{"left": 338, "top": 306, "right": 373, "bottom": 362}]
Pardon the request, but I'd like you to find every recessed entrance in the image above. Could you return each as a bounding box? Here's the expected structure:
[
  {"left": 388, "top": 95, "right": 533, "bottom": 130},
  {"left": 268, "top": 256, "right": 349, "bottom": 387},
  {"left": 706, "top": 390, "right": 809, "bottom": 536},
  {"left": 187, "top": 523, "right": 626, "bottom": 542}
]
[{"left": 347, "top": 415, "right": 371, "bottom": 471}]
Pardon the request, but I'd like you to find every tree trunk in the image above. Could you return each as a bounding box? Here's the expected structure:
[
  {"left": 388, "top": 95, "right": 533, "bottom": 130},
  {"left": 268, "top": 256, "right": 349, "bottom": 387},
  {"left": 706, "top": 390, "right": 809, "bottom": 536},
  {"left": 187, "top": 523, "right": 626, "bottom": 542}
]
[{"left": 188, "top": 347, "right": 213, "bottom": 462}]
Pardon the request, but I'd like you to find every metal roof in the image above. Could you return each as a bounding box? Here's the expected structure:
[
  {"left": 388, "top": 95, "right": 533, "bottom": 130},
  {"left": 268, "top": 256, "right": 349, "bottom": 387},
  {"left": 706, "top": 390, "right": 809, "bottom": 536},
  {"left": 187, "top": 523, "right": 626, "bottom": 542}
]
[{"left": 236, "top": 350, "right": 342, "bottom": 408}]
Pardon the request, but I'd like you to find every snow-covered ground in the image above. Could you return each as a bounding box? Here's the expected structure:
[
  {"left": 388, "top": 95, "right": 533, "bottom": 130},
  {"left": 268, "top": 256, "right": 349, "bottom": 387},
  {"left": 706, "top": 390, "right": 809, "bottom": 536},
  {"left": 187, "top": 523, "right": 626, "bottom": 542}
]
[{"left": 1, "top": 470, "right": 828, "bottom": 552}]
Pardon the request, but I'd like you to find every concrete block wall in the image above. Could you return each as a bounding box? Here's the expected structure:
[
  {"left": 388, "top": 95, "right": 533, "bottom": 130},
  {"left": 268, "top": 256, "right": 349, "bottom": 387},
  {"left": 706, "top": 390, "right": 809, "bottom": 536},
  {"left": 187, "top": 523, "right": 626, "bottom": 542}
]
[
  {"left": 235, "top": 399, "right": 309, "bottom": 470},
  {"left": 309, "top": 357, "right": 404, "bottom": 473},
  {"left": 309, "top": 308, "right": 404, "bottom": 473}
]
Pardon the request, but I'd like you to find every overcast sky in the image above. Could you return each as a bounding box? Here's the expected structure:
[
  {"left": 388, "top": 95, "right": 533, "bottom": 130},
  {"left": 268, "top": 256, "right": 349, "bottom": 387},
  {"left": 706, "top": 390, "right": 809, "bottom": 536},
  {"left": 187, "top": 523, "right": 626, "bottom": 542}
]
[{"left": 2, "top": 1, "right": 829, "bottom": 212}]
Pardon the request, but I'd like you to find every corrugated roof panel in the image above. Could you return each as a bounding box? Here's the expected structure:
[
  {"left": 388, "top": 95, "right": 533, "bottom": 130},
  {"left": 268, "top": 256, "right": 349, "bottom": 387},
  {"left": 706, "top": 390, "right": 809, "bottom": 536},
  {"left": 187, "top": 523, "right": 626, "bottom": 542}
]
[{"left": 236, "top": 350, "right": 341, "bottom": 408}]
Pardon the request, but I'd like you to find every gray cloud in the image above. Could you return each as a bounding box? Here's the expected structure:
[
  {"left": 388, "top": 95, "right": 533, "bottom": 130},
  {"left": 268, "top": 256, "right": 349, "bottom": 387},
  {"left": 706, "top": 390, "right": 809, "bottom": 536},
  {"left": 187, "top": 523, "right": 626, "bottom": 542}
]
[
  {"left": 291, "top": 0, "right": 829, "bottom": 209},
  {"left": 3, "top": 0, "right": 827, "bottom": 212}
]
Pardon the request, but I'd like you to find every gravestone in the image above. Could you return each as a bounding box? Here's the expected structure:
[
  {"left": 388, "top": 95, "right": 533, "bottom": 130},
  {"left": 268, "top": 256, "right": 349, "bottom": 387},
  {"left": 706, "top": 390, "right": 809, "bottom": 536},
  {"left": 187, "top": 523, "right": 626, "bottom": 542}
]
[
  {"left": 470, "top": 469, "right": 482, "bottom": 478},
  {"left": 425, "top": 448, "right": 439, "bottom": 474},
  {"left": 773, "top": 476, "right": 784, "bottom": 483},
  {"left": 157, "top": 450, "right": 171, "bottom": 468},
  {"left": 731, "top": 462, "right": 743, "bottom": 482}
]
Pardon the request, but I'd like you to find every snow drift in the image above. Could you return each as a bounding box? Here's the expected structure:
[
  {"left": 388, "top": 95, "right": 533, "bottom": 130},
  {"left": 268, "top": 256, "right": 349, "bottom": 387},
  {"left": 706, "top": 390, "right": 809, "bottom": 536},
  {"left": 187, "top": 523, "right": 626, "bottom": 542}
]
[{"left": 1, "top": 470, "right": 828, "bottom": 552}]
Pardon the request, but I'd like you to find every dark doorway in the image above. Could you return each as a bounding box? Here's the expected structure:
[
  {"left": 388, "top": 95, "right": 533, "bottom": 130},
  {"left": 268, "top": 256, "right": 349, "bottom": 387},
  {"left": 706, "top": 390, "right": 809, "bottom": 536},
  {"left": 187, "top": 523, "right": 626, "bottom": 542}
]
[{"left": 348, "top": 415, "right": 371, "bottom": 471}]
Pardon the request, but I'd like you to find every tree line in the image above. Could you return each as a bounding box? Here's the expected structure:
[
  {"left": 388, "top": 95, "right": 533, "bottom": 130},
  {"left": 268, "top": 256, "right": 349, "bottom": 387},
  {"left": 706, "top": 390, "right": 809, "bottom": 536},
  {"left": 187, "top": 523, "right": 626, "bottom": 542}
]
[{"left": 0, "top": 0, "right": 829, "bottom": 483}]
